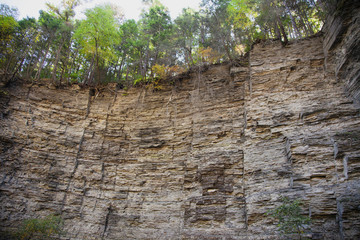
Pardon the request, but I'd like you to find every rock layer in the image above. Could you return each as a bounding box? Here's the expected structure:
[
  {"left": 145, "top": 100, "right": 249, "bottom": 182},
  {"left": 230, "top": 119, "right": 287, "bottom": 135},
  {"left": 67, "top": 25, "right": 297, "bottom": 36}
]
[
  {"left": 1, "top": 9, "right": 360, "bottom": 240},
  {"left": 323, "top": 0, "right": 360, "bottom": 104}
]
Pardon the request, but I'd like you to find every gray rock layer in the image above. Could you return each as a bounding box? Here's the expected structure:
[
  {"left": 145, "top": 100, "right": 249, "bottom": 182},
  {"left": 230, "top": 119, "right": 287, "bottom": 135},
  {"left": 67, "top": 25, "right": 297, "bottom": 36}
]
[
  {"left": 1, "top": 7, "right": 360, "bottom": 240},
  {"left": 323, "top": 0, "right": 360, "bottom": 104}
]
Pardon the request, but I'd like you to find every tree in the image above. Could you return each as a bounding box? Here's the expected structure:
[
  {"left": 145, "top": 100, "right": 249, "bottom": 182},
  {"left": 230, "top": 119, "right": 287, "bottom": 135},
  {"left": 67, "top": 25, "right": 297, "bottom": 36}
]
[
  {"left": 174, "top": 8, "right": 200, "bottom": 67},
  {"left": 142, "top": 4, "right": 173, "bottom": 76},
  {"left": 46, "top": 0, "right": 80, "bottom": 85},
  {"left": 0, "top": 4, "right": 18, "bottom": 50},
  {"left": 0, "top": 4, "right": 19, "bottom": 74},
  {"left": 267, "top": 196, "right": 311, "bottom": 239},
  {"left": 201, "top": 0, "right": 235, "bottom": 61},
  {"left": 228, "top": 0, "right": 257, "bottom": 33},
  {"left": 1, "top": 0, "right": 325, "bottom": 86},
  {"left": 228, "top": 0, "right": 259, "bottom": 51},
  {"left": 0, "top": 6, "right": 42, "bottom": 83},
  {"left": 114, "top": 19, "right": 142, "bottom": 84},
  {"left": 34, "top": 10, "right": 62, "bottom": 80},
  {"left": 7, "top": 17, "right": 39, "bottom": 81},
  {"left": 74, "top": 4, "right": 119, "bottom": 84},
  {"left": 227, "top": 0, "right": 324, "bottom": 47}
]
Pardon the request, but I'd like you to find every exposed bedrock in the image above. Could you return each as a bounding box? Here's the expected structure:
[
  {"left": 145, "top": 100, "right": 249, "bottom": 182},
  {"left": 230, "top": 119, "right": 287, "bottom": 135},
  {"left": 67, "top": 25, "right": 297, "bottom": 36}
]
[{"left": 1, "top": 2, "right": 360, "bottom": 239}]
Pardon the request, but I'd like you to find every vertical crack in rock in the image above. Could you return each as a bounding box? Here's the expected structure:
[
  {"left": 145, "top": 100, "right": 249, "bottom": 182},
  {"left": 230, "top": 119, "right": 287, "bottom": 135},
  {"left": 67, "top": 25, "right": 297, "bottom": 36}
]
[
  {"left": 85, "top": 88, "right": 93, "bottom": 118},
  {"left": 243, "top": 109, "right": 247, "bottom": 134},
  {"left": 100, "top": 92, "right": 117, "bottom": 179},
  {"left": 242, "top": 154, "right": 248, "bottom": 232},
  {"left": 332, "top": 138, "right": 340, "bottom": 183},
  {"left": 284, "top": 137, "right": 294, "bottom": 188},
  {"left": 99, "top": 91, "right": 117, "bottom": 204},
  {"left": 248, "top": 52, "right": 253, "bottom": 96},
  {"left": 79, "top": 179, "right": 87, "bottom": 218},
  {"left": 61, "top": 90, "right": 92, "bottom": 213},
  {"left": 336, "top": 199, "right": 345, "bottom": 240},
  {"left": 61, "top": 126, "right": 86, "bottom": 213},
  {"left": 102, "top": 204, "right": 112, "bottom": 240},
  {"left": 342, "top": 156, "right": 348, "bottom": 180}
]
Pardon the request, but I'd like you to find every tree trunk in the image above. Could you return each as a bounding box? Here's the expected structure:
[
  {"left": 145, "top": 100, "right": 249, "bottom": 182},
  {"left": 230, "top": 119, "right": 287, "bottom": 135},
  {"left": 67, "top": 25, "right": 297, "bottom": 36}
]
[
  {"left": 125, "top": 65, "right": 130, "bottom": 87},
  {"left": 117, "top": 55, "right": 125, "bottom": 82},
  {"left": 84, "top": 56, "right": 95, "bottom": 85},
  {"left": 11, "top": 38, "right": 35, "bottom": 79},
  {"left": 9, "top": 56, "right": 25, "bottom": 82},
  {"left": 35, "top": 41, "right": 51, "bottom": 80},
  {"left": 51, "top": 39, "right": 65, "bottom": 85},
  {"left": 273, "top": 22, "right": 281, "bottom": 40},
  {"left": 302, "top": 9, "right": 314, "bottom": 35},
  {"left": 5, "top": 53, "right": 14, "bottom": 74},
  {"left": 213, "top": 12, "right": 233, "bottom": 62},
  {"left": 66, "top": 48, "right": 78, "bottom": 84},
  {"left": 95, "top": 38, "right": 100, "bottom": 84},
  {"left": 52, "top": 34, "right": 68, "bottom": 85},
  {"left": 283, "top": 0, "right": 301, "bottom": 38},
  {"left": 142, "top": 44, "right": 150, "bottom": 81},
  {"left": 277, "top": 16, "right": 288, "bottom": 44},
  {"left": 185, "top": 46, "right": 193, "bottom": 68},
  {"left": 26, "top": 55, "right": 35, "bottom": 79},
  {"left": 24, "top": 39, "right": 39, "bottom": 79},
  {"left": 296, "top": 4, "right": 313, "bottom": 36}
]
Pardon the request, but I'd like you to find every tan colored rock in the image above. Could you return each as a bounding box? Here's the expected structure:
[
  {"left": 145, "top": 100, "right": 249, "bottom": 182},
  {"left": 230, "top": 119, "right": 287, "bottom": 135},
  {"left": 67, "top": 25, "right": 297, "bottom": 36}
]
[{"left": 1, "top": 8, "right": 360, "bottom": 239}]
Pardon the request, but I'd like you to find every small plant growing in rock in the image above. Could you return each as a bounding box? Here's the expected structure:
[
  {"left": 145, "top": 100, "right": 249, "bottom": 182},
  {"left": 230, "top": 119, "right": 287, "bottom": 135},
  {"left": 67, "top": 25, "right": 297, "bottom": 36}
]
[
  {"left": 267, "top": 196, "right": 311, "bottom": 239},
  {"left": 13, "top": 214, "right": 63, "bottom": 240}
]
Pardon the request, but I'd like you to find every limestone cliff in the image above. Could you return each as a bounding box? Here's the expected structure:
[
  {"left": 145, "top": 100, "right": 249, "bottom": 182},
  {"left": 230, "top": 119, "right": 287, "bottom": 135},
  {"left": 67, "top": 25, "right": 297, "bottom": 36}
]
[
  {"left": 1, "top": 4, "right": 360, "bottom": 240},
  {"left": 323, "top": 0, "right": 360, "bottom": 104}
]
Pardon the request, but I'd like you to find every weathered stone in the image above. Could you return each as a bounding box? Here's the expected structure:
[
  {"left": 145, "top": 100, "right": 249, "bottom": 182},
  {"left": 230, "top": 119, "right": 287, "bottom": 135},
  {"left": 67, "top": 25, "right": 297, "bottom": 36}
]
[
  {"left": 0, "top": 4, "right": 360, "bottom": 239},
  {"left": 323, "top": 0, "right": 360, "bottom": 104}
]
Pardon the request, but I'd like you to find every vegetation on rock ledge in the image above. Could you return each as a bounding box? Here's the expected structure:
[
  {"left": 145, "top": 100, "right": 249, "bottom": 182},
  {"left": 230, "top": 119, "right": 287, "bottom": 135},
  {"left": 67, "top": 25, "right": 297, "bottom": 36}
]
[
  {"left": 12, "top": 214, "right": 64, "bottom": 240},
  {"left": 267, "top": 196, "right": 311, "bottom": 239}
]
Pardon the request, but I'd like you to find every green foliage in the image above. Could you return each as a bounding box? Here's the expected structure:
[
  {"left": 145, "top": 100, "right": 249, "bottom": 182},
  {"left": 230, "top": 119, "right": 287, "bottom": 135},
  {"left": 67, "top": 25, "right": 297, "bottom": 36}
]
[
  {"left": 200, "top": 0, "right": 236, "bottom": 60},
  {"left": 74, "top": 4, "right": 119, "bottom": 59},
  {"left": 0, "top": 4, "right": 19, "bottom": 54},
  {"left": 38, "top": 10, "right": 62, "bottom": 35},
  {"left": 0, "top": 0, "right": 325, "bottom": 87},
  {"left": 267, "top": 196, "right": 311, "bottom": 239},
  {"left": 174, "top": 8, "right": 200, "bottom": 66},
  {"left": 133, "top": 75, "right": 147, "bottom": 86},
  {"left": 0, "top": 15, "right": 18, "bottom": 44},
  {"left": 227, "top": 0, "right": 257, "bottom": 29},
  {"left": 74, "top": 4, "right": 119, "bottom": 83},
  {"left": 46, "top": 0, "right": 80, "bottom": 22},
  {"left": 228, "top": 0, "right": 324, "bottom": 46},
  {"left": 143, "top": 5, "right": 172, "bottom": 46},
  {"left": 13, "top": 214, "right": 63, "bottom": 240}
]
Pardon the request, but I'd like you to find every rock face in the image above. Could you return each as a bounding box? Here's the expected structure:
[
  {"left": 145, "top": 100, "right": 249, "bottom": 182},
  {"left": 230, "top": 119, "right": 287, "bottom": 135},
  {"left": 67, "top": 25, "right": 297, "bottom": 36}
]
[
  {"left": 323, "top": 0, "right": 360, "bottom": 104},
  {"left": 1, "top": 6, "right": 360, "bottom": 240}
]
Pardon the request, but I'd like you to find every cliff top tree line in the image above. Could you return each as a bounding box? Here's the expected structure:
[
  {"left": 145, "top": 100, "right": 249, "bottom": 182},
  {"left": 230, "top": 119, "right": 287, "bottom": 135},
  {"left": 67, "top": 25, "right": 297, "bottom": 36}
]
[{"left": 0, "top": 0, "right": 330, "bottom": 87}]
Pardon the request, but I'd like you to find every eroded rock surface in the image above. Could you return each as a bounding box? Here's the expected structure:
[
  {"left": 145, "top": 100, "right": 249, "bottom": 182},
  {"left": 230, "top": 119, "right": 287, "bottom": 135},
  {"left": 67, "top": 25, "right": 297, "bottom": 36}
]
[
  {"left": 323, "top": 0, "right": 360, "bottom": 104},
  {"left": 1, "top": 10, "right": 360, "bottom": 240}
]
